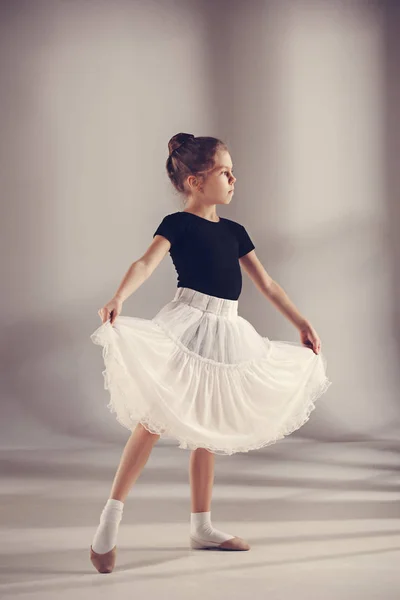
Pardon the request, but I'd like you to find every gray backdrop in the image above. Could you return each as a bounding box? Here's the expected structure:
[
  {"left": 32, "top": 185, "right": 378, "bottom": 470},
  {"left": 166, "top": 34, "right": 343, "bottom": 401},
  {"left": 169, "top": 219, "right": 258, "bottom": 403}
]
[{"left": 2, "top": 0, "right": 399, "bottom": 450}]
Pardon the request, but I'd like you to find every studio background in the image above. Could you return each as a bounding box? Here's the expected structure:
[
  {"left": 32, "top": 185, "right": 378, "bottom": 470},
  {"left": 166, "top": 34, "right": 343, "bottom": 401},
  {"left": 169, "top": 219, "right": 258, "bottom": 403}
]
[
  {"left": 2, "top": 0, "right": 400, "bottom": 597},
  {"left": 2, "top": 0, "right": 398, "bottom": 450}
]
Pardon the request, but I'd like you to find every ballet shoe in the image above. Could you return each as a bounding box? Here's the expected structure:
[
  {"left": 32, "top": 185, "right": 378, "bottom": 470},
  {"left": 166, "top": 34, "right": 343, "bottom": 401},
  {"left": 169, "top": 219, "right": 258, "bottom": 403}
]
[
  {"left": 190, "top": 535, "right": 250, "bottom": 551},
  {"left": 90, "top": 545, "right": 117, "bottom": 573}
]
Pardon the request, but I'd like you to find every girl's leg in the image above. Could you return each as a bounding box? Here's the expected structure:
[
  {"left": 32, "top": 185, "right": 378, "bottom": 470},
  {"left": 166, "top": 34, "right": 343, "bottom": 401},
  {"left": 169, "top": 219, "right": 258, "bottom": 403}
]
[
  {"left": 91, "top": 423, "right": 160, "bottom": 555},
  {"left": 109, "top": 422, "right": 160, "bottom": 502},
  {"left": 188, "top": 447, "right": 250, "bottom": 550},
  {"left": 189, "top": 447, "right": 215, "bottom": 512}
]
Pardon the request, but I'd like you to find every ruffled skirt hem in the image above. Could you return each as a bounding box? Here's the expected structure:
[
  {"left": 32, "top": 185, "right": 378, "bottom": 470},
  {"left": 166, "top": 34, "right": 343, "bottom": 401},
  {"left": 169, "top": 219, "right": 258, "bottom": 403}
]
[{"left": 91, "top": 318, "right": 332, "bottom": 456}]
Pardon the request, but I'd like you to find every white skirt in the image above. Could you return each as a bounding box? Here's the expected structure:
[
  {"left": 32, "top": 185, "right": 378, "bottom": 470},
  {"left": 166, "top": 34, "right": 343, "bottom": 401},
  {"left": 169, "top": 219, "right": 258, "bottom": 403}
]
[{"left": 90, "top": 287, "right": 332, "bottom": 455}]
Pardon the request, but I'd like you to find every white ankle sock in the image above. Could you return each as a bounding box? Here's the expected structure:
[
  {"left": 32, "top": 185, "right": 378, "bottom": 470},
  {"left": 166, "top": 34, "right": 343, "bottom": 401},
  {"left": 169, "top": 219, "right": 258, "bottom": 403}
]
[
  {"left": 91, "top": 498, "right": 124, "bottom": 554},
  {"left": 190, "top": 511, "right": 234, "bottom": 544}
]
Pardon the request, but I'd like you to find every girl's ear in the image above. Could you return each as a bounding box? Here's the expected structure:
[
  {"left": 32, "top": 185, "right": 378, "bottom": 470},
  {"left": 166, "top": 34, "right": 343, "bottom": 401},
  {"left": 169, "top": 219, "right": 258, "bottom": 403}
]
[{"left": 187, "top": 174, "right": 201, "bottom": 190}]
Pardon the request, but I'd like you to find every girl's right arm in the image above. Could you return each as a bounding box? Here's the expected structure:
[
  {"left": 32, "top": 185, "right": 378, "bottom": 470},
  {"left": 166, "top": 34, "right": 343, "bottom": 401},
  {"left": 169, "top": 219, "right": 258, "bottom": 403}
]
[{"left": 98, "top": 235, "right": 171, "bottom": 324}]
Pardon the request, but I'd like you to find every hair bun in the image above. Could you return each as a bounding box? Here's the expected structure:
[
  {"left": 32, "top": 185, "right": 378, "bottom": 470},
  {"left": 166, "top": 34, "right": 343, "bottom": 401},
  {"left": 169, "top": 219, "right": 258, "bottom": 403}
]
[{"left": 168, "top": 133, "right": 195, "bottom": 156}]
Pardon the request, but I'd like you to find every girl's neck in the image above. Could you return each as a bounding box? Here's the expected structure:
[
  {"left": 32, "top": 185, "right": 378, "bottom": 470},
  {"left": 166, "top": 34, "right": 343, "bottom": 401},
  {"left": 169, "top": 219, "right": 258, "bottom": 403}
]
[{"left": 183, "top": 206, "right": 219, "bottom": 222}]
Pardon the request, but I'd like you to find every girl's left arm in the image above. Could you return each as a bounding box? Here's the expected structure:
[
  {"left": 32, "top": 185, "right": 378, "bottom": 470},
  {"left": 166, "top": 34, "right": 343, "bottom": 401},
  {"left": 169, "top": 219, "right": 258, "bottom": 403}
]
[{"left": 239, "top": 251, "right": 321, "bottom": 354}]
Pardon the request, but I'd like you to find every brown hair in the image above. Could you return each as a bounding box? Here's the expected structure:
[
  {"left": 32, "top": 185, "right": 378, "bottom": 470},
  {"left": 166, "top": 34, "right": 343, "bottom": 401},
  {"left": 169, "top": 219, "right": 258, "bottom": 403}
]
[{"left": 166, "top": 132, "right": 228, "bottom": 199}]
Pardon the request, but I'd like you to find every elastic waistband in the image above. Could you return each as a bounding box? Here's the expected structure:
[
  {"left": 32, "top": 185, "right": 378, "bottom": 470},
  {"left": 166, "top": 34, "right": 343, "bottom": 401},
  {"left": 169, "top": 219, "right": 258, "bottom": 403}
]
[{"left": 173, "top": 287, "right": 238, "bottom": 317}]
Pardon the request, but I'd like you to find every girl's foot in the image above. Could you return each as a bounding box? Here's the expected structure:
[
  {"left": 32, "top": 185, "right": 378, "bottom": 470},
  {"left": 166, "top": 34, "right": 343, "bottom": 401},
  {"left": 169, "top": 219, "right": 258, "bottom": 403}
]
[
  {"left": 190, "top": 535, "right": 250, "bottom": 551},
  {"left": 90, "top": 498, "right": 123, "bottom": 573},
  {"left": 190, "top": 511, "right": 250, "bottom": 551},
  {"left": 90, "top": 545, "right": 117, "bottom": 573}
]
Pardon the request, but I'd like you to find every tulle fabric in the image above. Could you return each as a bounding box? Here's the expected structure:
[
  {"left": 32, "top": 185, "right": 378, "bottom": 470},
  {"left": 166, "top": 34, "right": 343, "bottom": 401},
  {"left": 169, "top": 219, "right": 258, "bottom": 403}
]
[{"left": 90, "top": 287, "right": 332, "bottom": 455}]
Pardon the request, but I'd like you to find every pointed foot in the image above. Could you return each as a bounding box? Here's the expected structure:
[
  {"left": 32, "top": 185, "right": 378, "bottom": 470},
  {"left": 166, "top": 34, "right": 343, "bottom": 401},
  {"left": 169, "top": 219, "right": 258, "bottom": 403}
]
[{"left": 90, "top": 545, "right": 117, "bottom": 573}]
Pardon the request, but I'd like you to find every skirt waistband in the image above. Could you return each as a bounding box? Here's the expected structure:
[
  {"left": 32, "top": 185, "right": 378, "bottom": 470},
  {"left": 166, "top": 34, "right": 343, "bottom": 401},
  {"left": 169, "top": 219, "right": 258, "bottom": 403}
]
[{"left": 173, "top": 287, "right": 238, "bottom": 317}]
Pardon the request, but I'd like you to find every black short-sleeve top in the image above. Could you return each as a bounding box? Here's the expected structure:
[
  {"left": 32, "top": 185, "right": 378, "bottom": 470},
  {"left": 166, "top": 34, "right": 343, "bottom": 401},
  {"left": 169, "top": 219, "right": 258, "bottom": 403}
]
[{"left": 153, "top": 211, "right": 255, "bottom": 300}]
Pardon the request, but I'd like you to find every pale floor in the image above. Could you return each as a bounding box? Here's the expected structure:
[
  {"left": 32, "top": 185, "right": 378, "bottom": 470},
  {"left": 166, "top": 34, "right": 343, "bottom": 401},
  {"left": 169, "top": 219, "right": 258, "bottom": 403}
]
[{"left": 0, "top": 439, "right": 399, "bottom": 599}]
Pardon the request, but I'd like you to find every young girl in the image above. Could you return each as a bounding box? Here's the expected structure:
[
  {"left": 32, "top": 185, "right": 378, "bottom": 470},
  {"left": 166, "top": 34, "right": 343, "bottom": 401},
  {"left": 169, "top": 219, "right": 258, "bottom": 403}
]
[{"left": 89, "top": 132, "right": 332, "bottom": 573}]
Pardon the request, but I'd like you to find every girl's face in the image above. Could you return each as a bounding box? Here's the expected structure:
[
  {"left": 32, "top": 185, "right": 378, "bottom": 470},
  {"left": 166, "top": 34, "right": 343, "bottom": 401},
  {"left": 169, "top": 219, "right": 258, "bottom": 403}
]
[{"left": 187, "top": 149, "right": 236, "bottom": 205}]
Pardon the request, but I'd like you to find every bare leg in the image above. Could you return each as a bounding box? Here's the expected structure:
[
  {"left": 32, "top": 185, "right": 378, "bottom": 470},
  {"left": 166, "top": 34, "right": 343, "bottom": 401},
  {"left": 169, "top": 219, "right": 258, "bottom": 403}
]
[
  {"left": 189, "top": 448, "right": 215, "bottom": 512},
  {"left": 188, "top": 447, "right": 250, "bottom": 550},
  {"left": 90, "top": 423, "right": 160, "bottom": 570},
  {"left": 109, "top": 422, "right": 160, "bottom": 502}
]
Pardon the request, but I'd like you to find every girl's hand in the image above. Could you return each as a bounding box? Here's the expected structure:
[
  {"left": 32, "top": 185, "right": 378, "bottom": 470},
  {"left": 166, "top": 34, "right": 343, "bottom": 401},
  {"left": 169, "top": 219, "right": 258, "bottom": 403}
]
[
  {"left": 299, "top": 322, "right": 321, "bottom": 355},
  {"left": 98, "top": 296, "right": 123, "bottom": 325}
]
